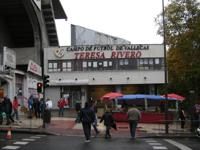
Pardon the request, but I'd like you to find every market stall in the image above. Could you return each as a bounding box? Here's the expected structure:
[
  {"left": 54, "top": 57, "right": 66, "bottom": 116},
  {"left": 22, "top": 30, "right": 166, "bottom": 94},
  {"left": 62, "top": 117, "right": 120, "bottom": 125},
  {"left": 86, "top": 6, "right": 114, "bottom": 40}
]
[{"left": 111, "top": 94, "right": 183, "bottom": 123}]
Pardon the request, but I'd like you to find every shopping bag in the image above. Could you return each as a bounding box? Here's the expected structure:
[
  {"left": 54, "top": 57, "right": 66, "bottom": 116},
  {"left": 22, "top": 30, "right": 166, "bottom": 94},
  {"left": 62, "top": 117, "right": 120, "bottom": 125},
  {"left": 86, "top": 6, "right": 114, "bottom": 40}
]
[{"left": 111, "top": 122, "right": 117, "bottom": 130}]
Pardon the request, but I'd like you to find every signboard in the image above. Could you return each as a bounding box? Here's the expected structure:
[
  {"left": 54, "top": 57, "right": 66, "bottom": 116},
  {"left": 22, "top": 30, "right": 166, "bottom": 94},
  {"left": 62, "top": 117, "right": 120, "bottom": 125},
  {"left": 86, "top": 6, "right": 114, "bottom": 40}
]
[
  {"left": 3, "top": 47, "right": 16, "bottom": 69},
  {"left": 52, "top": 44, "right": 150, "bottom": 60},
  {"left": 27, "top": 60, "right": 42, "bottom": 76}
]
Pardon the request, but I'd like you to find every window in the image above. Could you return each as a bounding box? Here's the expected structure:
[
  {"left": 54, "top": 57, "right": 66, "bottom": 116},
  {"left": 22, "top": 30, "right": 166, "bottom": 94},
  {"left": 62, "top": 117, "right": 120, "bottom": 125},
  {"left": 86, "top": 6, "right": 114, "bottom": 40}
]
[
  {"left": 53, "top": 62, "right": 57, "bottom": 72},
  {"left": 88, "top": 62, "right": 92, "bottom": 67},
  {"left": 48, "top": 61, "right": 61, "bottom": 72},
  {"left": 67, "top": 62, "right": 72, "bottom": 71},
  {"left": 119, "top": 59, "right": 124, "bottom": 65},
  {"left": 103, "top": 61, "right": 108, "bottom": 67},
  {"left": 48, "top": 58, "right": 164, "bottom": 72},
  {"left": 155, "top": 58, "right": 160, "bottom": 64},
  {"left": 48, "top": 62, "right": 53, "bottom": 72},
  {"left": 117, "top": 59, "right": 130, "bottom": 70},
  {"left": 109, "top": 61, "right": 112, "bottom": 67},
  {"left": 62, "top": 62, "right": 67, "bottom": 71},
  {"left": 93, "top": 62, "right": 97, "bottom": 68},
  {"left": 83, "top": 61, "right": 87, "bottom": 68},
  {"left": 124, "top": 59, "right": 129, "bottom": 65},
  {"left": 48, "top": 60, "right": 72, "bottom": 72},
  {"left": 149, "top": 58, "right": 154, "bottom": 69}
]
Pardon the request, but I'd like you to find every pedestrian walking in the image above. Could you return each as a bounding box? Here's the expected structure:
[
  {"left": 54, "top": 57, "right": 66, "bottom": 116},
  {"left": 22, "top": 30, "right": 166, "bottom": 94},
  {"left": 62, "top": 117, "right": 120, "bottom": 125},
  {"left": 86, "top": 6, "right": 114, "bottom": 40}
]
[
  {"left": 0, "top": 99, "right": 4, "bottom": 125},
  {"left": 33, "top": 97, "right": 40, "bottom": 118},
  {"left": 39, "top": 98, "right": 46, "bottom": 119},
  {"left": 100, "top": 108, "right": 115, "bottom": 139},
  {"left": 12, "top": 96, "right": 20, "bottom": 121},
  {"left": 57, "top": 97, "right": 66, "bottom": 117},
  {"left": 178, "top": 106, "right": 186, "bottom": 129},
  {"left": 3, "top": 96, "right": 14, "bottom": 125},
  {"left": 75, "top": 102, "right": 81, "bottom": 123},
  {"left": 193, "top": 107, "right": 200, "bottom": 130},
  {"left": 80, "top": 102, "right": 95, "bottom": 142},
  {"left": 28, "top": 95, "right": 34, "bottom": 118},
  {"left": 127, "top": 107, "right": 141, "bottom": 139},
  {"left": 44, "top": 98, "right": 53, "bottom": 124},
  {"left": 90, "top": 102, "right": 100, "bottom": 136}
]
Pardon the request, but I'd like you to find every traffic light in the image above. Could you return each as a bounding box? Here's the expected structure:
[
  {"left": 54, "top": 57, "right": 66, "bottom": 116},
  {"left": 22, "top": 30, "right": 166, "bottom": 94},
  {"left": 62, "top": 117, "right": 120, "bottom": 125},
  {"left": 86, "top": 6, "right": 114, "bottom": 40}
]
[
  {"left": 37, "top": 82, "right": 43, "bottom": 93},
  {"left": 44, "top": 75, "right": 50, "bottom": 88}
]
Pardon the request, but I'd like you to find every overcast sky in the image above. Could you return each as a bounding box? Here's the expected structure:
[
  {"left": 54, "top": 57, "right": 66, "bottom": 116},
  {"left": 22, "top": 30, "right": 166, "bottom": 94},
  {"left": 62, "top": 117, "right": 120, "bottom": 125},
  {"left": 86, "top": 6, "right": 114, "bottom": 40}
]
[{"left": 55, "top": 0, "right": 169, "bottom": 46}]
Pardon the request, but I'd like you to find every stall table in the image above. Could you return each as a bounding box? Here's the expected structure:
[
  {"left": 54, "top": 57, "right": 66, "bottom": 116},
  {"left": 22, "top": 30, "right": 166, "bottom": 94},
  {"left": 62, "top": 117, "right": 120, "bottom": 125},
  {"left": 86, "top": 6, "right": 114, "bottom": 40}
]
[{"left": 112, "top": 111, "right": 174, "bottom": 123}]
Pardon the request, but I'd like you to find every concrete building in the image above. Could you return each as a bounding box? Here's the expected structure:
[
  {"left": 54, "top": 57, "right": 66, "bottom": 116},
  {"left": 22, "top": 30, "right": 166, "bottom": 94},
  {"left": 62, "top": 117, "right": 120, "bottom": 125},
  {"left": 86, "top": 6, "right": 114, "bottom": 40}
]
[
  {"left": 44, "top": 44, "right": 164, "bottom": 109},
  {"left": 0, "top": 0, "right": 67, "bottom": 104}
]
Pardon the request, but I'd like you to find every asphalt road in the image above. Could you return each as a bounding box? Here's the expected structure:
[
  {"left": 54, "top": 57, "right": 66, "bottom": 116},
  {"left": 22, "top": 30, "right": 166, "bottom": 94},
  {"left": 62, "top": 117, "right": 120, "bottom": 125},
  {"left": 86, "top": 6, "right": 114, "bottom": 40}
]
[{"left": 1, "top": 133, "right": 200, "bottom": 150}]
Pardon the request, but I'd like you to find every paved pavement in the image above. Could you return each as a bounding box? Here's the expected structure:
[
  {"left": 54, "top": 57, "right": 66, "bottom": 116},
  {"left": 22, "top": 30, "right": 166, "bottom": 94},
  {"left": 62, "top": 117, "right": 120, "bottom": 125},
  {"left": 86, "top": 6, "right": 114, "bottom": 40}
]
[{"left": 0, "top": 109, "right": 196, "bottom": 138}]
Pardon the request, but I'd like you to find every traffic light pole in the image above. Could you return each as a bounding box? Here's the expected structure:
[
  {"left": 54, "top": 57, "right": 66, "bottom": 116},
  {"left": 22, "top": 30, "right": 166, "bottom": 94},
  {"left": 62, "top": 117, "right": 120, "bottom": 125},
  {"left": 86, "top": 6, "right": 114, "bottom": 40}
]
[
  {"left": 40, "top": 42, "right": 46, "bottom": 128},
  {"left": 162, "top": 0, "right": 169, "bottom": 134}
]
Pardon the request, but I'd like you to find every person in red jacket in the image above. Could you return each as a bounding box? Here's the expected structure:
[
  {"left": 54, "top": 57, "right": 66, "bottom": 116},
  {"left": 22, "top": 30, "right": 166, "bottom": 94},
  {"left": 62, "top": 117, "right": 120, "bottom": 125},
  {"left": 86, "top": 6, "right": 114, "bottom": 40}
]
[
  {"left": 12, "top": 96, "right": 20, "bottom": 121},
  {"left": 57, "top": 98, "right": 66, "bottom": 117}
]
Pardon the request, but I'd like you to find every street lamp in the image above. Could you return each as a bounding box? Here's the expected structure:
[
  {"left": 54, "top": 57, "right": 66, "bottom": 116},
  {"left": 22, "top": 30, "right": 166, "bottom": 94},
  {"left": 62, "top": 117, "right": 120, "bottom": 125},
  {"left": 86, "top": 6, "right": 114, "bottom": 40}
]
[{"left": 162, "top": 0, "right": 169, "bottom": 134}]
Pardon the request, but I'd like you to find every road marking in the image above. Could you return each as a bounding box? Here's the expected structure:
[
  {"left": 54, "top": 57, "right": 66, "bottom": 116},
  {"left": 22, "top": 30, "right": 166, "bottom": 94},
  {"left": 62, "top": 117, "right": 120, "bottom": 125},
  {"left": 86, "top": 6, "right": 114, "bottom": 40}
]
[
  {"left": 30, "top": 136, "right": 41, "bottom": 138},
  {"left": 36, "top": 134, "right": 47, "bottom": 137},
  {"left": 2, "top": 145, "right": 20, "bottom": 149},
  {"left": 22, "top": 138, "right": 35, "bottom": 141},
  {"left": 153, "top": 146, "right": 168, "bottom": 149},
  {"left": 145, "top": 140, "right": 158, "bottom": 143},
  {"left": 149, "top": 143, "right": 162, "bottom": 146},
  {"left": 164, "top": 139, "right": 192, "bottom": 150},
  {"left": 13, "top": 141, "right": 29, "bottom": 145}
]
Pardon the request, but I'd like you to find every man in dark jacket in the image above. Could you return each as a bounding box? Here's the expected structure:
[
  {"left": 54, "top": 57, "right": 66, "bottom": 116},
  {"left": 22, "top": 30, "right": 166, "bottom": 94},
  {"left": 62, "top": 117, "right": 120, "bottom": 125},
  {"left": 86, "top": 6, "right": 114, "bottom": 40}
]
[
  {"left": 0, "top": 99, "right": 4, "bottom": 124},
  {"left": 3, "top": 96, "right": 14, "bottom": 125},
  {"left": 75, "top": 102, "right": 81, "bottom": 123},
  {"left": 80, "top": 102, "right": 95, "bottom": 142}
]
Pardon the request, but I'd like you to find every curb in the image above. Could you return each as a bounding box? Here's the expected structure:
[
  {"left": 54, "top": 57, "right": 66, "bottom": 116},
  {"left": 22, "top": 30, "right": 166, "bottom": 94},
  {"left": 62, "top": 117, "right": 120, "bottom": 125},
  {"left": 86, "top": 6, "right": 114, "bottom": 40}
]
[
  {"left": 0, "top": 128, "right": 56, "bottom": 135},
  {"left": 1, "top": 127, "right": 198, "bottom": 139}
]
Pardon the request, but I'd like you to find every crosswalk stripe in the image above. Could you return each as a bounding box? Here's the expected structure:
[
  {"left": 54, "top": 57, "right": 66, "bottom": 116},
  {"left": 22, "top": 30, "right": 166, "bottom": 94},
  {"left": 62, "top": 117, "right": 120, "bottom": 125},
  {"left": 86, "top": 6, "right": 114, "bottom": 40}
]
[
  {"left": 2, "top": 145, "right": 20, "bottom": 150},
  {"left": 13, "top": 141, "right": 29, "bottom": 145},
  {"left": 145, "top": 140, "right": 158, "bottom": 143},
  {"left": 164, "top": 139, "right": 192, "bottom": 150},
  {"left": 149, "top": 143, "right": 162, "bottom": 146},
  {"left": 30, "top": 136, "right": 41, "bottom": 138},
  {"left": 153, "top": 146, "right": 168, "bottom": 149},
  {"left": 36, "top": 134, "right": 47, "bottom": 137},
  {"left": 22, "top": 138, "right": 35, "bottom": 141}
]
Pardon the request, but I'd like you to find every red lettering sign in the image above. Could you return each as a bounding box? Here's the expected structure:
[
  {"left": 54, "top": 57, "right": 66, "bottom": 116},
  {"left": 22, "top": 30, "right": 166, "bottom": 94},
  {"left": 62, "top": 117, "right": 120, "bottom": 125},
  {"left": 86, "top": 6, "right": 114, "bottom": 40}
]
[
  {"left": 74, "top": 52, "right": 105, "bottom": 59},
  {"left": 74, "top": 51, "right": 141, "bottom": 59}
]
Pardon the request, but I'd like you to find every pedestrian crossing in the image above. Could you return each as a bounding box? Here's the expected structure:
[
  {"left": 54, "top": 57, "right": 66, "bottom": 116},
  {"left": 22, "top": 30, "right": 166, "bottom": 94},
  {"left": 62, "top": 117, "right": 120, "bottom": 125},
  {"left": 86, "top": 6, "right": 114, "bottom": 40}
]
[
  {"left": 2, "top": 134, "right": 46, "bottom": 150},
  {"left": 144, "top": 138, "right": 193, "bottom": 150},
  {"left": 144, "top": 139, "right": 168, "bottom": 150}
]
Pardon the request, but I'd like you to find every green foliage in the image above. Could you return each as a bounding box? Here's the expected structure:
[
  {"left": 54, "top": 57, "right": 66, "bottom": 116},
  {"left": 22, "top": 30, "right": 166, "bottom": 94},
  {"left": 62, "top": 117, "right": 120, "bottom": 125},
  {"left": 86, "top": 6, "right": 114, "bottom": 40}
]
[{"left": 156, "top": 0, "right": 200, "bottom": 103}]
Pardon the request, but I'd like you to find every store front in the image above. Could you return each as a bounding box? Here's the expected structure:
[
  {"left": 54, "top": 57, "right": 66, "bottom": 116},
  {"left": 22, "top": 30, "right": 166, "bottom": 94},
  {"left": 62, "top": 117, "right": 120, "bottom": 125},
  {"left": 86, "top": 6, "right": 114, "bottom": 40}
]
[{"left": 62, "top": 86, "right": 82, "bottom": 108}]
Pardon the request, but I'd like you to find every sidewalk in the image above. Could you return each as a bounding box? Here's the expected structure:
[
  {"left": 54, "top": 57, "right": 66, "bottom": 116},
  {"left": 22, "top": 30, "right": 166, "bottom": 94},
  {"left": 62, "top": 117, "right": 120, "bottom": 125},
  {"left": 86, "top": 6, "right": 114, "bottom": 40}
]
[{"left": 0, "top": 116, "right": 196, "bottom": 138}]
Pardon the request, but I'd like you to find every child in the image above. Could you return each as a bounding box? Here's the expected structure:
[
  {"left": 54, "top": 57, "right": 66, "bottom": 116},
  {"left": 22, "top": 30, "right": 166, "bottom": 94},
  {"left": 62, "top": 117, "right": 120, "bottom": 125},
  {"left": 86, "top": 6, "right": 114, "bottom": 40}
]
[{"left": 100, "top": 108, "right": 115, "bottom": 139}]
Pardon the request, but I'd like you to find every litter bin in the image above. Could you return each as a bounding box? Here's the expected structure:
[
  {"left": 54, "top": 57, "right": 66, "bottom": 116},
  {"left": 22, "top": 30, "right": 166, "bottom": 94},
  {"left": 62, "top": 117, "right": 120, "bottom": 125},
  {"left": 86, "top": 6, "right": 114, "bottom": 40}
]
[{"left": 44, "top": 109, "right": 51, "bottom": 124}]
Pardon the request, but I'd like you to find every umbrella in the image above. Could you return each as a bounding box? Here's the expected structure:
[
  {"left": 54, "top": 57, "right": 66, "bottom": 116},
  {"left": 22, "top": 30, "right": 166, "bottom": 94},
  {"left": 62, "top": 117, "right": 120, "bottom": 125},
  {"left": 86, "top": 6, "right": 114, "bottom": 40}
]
[
  {"left": 101, "top": 92, "right": 123, "bottom": 101},
  {"left": 118, "top": 94, "right": 168, "bottom": 101},
  {"left": 117, "top": 94, "right": 176, "bottom": 106},
  {"left": 161, "top": 93, "right": 185, "bottom": 101}
]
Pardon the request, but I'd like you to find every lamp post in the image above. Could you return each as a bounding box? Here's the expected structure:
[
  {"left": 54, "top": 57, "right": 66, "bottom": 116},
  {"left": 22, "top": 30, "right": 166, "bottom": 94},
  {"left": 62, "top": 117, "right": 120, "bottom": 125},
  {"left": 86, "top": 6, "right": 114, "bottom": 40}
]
[
  {"left": 162, "top": 0, "right": 169, "bottom": 134},
  {"left": 189, "top": 90, "right": 195, "bottom": 132}
]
